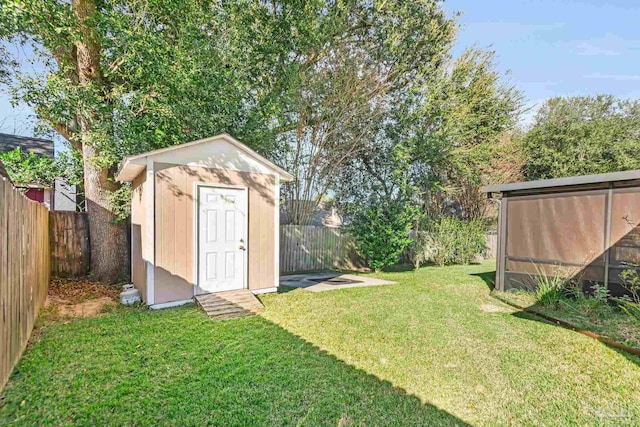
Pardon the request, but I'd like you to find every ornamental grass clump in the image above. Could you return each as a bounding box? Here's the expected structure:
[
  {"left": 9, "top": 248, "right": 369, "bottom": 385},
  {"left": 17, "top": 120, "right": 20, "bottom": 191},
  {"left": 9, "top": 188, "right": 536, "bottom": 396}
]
[{"left": 524, "top": 263, "right": 576, "bottom": 307}]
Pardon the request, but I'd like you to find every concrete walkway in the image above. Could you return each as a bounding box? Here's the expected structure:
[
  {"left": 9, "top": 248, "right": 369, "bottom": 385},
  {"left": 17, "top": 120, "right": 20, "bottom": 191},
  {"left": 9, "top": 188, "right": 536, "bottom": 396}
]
[{"left": 279, "top": 272, "right": 396, "bottom": 293}]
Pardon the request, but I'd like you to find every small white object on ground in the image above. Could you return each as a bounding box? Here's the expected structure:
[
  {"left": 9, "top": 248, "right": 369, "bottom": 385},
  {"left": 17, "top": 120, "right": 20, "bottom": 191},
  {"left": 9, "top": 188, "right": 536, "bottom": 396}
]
[{"left": 120, "top": 284, "right": 141, "bottom": 305}]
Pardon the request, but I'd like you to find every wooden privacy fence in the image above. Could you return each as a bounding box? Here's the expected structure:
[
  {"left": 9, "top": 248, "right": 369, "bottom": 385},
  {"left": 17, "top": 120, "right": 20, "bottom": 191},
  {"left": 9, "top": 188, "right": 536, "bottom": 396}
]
[
  {"left": 49, "top": 211, "right": 90, "bottom": 277},
  {"left": 0, "top": 179, "right": 50, "bottom": 391},
  {"left": 484, "top": 233, "right": 498, "bottom": 259},
  {"left": 280, "top": 225, "right": 498, "bottom": 273},
  {"left": 280, "top": 225, "right": 366, "bottom": 273}
]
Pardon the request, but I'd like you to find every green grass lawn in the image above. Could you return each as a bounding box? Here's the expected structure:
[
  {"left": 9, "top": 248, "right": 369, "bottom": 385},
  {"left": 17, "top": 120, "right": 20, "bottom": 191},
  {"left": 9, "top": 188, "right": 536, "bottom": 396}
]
[{"left": 1, "top": 261, "right": 640, "bottom": 426}]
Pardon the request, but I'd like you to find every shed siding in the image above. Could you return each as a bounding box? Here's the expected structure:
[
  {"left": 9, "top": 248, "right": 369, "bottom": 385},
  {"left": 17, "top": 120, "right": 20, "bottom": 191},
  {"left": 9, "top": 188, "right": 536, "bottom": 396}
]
[
  {"left": 610, "top": 188, "right": 640, "bottom": 248},
  {"left": 131, "top": 170, "right": 148, "bottom": 301},
  {"left": 154, "top": 163, "right": 276, "bottom": 304}
]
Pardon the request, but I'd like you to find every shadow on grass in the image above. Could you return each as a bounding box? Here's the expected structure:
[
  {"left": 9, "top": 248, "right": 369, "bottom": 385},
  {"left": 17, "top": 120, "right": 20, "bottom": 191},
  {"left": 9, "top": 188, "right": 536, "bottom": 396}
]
[
  {"left": 0, "top": 307, "right": 470, "bottom": 426},
  {"left": 471, "top": 271, "right": 496, "bottom": 291},
  {"left": 276, "top": 284, "right": 298, "bottom": 294},
  {"left": 380, "top": 264, "right": 415, "bottom": 273}
]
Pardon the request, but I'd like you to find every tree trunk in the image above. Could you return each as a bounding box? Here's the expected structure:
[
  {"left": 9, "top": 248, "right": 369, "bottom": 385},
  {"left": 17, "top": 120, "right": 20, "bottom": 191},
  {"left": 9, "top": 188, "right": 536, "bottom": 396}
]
[
  {"left": 82, "top": 145, "right": 129, "bottom": 282},
  {"left": 73, "top": 0, "right": 128, "bottom": 282}
]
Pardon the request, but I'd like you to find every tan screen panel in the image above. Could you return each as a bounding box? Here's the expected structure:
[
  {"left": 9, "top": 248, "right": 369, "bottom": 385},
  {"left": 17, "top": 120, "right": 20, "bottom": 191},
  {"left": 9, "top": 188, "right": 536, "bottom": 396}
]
[
  {"left": 505, "top": 259, "right": 604, "bottom": 282},
  {"left": 506, "top": 191, "right": 606, "bottom": 265},
  {"left": 609, "top": 188, "right": 640, "bottom": 267}
]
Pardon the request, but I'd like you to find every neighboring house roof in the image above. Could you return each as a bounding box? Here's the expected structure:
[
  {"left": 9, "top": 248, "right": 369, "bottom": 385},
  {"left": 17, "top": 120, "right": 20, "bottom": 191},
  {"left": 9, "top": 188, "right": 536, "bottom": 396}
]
[
  {"left": 0, "top": 133, "right": 54, "bottom": 157},
  {"left": 14, "top": 183, "right": 51, "bottom": 189},
  {"left": 116, "top": 133, "right": 294, "bottom": 182},
  {"left": 481, "top": 169, "right": 640, "bottom": 194}
]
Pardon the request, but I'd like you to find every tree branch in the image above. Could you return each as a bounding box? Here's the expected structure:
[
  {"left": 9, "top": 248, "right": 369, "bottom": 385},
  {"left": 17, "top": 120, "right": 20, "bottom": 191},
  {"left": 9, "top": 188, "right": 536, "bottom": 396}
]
[{"left": 52, "top": 121, "right": 81, "bottom": 151}]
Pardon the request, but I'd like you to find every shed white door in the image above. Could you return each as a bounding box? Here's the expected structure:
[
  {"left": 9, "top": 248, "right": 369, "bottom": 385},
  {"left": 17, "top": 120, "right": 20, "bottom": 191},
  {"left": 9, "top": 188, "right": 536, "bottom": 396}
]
[{"left": 198, "top": 186, "right": 247, "bottom": 293}]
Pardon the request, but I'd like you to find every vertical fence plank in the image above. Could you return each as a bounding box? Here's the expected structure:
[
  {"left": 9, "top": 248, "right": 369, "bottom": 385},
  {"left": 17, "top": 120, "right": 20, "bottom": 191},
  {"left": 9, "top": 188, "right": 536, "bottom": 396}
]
[
  {"left": 0, "top": 180, "right": 50, "bottom": 392},
  {"left": 49, "top": 211, "right": 90, "bottom": 277},
  {"left": 0, "top": 180, "right": 6, "bottom": 386},
  {"left": 279, "top": 225, "right": 366, "bottom": 273},
  {"left": 484, "top": 234, "right": 498, "bottom": 259}
]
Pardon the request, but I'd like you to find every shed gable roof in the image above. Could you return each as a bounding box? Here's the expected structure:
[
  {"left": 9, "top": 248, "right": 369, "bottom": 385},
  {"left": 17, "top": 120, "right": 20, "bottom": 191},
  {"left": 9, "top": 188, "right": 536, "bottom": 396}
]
[{"left": 116, "top": 133, "right": 293, "bottom": 182}]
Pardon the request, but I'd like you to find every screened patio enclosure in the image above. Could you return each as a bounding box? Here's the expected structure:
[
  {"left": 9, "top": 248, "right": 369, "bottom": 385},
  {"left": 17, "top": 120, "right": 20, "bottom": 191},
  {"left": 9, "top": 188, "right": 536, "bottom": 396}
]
[{"left": 482, "top": 170, "right": 640, "bottom": 297}]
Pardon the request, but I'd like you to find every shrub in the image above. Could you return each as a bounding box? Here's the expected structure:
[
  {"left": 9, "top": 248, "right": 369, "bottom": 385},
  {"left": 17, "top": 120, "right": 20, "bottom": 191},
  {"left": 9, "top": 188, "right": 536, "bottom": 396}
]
[
  {"left": 349, "top": 201, "right": 417, "bottom": 272},
  {"left": 570, "top": 283, "right": 611, "bottom": 317},
  {"left": 408, "top": 231, "right": 432, "bottom": 268},
  {"left": 420, "top": 217, "right": 486, "bottom": 266},
  {"left": 616, "top": 266, "right": 640, "bottom": 323}
]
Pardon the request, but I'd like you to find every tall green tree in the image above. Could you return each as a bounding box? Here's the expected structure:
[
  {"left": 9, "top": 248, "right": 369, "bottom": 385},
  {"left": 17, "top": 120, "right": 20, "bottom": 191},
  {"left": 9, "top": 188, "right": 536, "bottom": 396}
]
[
  {"left": 335, "top": 47, "right": 523, "bottom": 222},
  {"left": 0, "top": 0, "right": 299, "bottom": 281},
  {"left": 413, "top": 48, "right": 523, "bottom": 219},
  {"left": 0, "top": 45, "right": 15, "bottom": 83},
  {"left": 0, "top": 0, "right": 516, "bottom": 280},
  {"left": 522, "top": 95, "right": 640, "bottom": 179},
  {"left": 271, "top": 0, "right": 456, "bottom": 224}
]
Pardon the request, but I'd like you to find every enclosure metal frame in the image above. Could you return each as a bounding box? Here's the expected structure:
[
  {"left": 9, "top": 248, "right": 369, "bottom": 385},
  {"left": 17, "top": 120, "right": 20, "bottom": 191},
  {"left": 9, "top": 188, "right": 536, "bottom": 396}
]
[{"left": 484, "top": 171, "right": 640, "bottom": 293}]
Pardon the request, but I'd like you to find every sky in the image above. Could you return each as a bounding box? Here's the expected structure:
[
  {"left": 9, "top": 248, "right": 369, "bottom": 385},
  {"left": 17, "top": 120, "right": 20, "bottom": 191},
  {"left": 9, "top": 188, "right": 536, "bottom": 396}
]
[
  {"left": 1, "top": 0, "right": 639, "bottom": 142},
  {"left": 444, "top": 0, "right": 640, "bottom": 124}
]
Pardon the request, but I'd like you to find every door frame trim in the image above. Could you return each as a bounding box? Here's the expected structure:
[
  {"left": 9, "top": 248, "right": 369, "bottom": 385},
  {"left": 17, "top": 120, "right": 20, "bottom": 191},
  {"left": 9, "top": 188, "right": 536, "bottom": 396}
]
[{"left": 192, "top": 182, "right": 249, "bottom": 296}]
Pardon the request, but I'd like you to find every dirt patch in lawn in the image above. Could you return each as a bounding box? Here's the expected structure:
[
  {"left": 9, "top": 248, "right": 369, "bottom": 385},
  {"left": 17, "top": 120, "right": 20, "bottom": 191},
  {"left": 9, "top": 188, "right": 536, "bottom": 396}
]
[
  {"left": 43, "top": 278, "right": 122, "bottom": 321},
  {"left": 480, "top": 303, "right": 514, "bottom": 313}
]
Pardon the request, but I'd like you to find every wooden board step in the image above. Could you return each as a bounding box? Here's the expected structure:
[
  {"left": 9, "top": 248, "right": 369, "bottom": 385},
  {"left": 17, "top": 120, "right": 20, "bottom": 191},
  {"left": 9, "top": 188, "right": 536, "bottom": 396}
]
[{"left": 195, "top": 289, "right": 264, "bottom": 321}]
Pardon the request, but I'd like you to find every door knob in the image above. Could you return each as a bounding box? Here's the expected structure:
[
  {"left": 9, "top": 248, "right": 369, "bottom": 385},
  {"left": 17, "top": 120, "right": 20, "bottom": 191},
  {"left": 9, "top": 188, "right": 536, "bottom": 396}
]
[{"left": 239, "top": 245, "right": 246, "bottom": 251}]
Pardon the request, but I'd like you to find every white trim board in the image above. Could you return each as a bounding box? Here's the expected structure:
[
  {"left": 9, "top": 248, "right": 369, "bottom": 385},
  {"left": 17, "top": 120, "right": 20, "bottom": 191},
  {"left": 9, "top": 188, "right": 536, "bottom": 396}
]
[
  {"left": 252, "top": 287, "right": 278, "bottom": 295},
  {"left": 150, "top": 299, "right": 194, "bottom": 310},
  {"left": 146, "top": 159, "right": 156, "bottom": 305},
  {"left": 116, "top": 133, "right": 293, "bottom": 182},
  {"left": 274, "top": 175, "right": 280, "bottom": 288}
]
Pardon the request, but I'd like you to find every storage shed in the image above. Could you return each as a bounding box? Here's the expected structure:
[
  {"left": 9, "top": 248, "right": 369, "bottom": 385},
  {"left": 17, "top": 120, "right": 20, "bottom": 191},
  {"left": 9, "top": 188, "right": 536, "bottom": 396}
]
[
  {"left": 116, "top": 133, "right": 293, "bottom": 308},
  {"left": 482, "top": 170, "right": 640, "bottom": 296}
]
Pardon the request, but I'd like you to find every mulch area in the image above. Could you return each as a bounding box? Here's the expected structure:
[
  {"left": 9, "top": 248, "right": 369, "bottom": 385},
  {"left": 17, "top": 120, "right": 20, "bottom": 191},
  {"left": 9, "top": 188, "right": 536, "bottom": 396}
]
[
  {"left": 49, "top": 277, "right": 121, "bottom": 305},
  {"left": 43, "top": 278, "right": 123, "bottom": 321}
]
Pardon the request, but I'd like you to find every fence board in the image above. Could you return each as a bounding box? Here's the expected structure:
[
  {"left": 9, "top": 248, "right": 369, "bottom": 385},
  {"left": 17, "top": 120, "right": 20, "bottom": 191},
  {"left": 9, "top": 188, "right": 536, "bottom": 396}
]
[
  {"left": 484, "top": 233, "right": 498, "bottom": 259},
  {"left": 280, "top": 225, "right": 366, "bottom": 273},
  {"left": 0, "top": 179, "right": 50, "bottom": 392},
  {"left": 49, "top": 211, "right": 90, "bottom": 277}
]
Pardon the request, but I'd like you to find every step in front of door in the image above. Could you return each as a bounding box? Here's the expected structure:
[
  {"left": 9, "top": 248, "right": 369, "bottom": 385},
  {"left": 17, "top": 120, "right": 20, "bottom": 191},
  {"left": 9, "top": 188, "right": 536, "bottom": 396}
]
[{"left": 195, "top": 290, "right": 264, "bottom": 321}]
